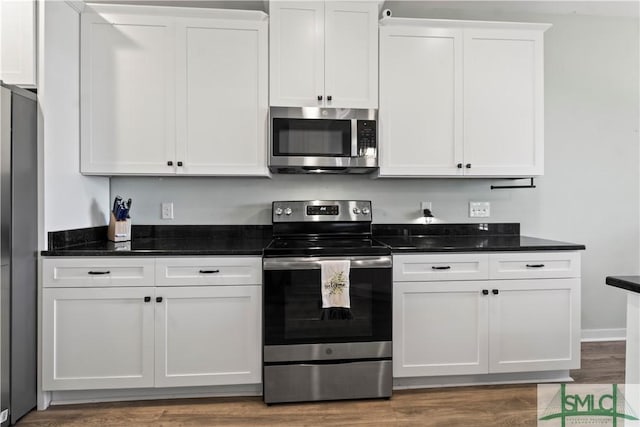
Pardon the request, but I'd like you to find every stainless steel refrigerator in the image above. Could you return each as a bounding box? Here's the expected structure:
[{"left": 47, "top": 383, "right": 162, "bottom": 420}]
[{"left": 0, "top": 82, "right": 37, "bottom": 425}]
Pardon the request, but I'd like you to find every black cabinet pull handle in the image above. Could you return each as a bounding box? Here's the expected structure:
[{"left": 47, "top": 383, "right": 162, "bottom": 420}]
[
  {"left": 167, "top": 161, "right": 173, "bottom": 166},
  {"left": 457, "top": 163, "right": 463, "bottom": 168},
  {"left": 199, "top": 269, "right": 220, "bottom": 274},
  {"left": 482, "top": 289, "right": 489, "bottom": 295},
  {"left": 177, "top": 161, "right": 183, "bottom": 167},
  {"left": 317, "top": 95, "right": 323, "bottom": 101},
  {"left": 526, "top": 264, "right": 545, "bottom": 268},
  {"left": 156, "top": 297, "right": 163, "bottom": 303},
  {"left": 431, "top": 266, "right": 451, "bottom": 270},
  {"left": 492, "top": 289, "right": 499, "bottom": 295},
  {"left": 466, "top": 163, "right": 471, "bottom": 168},
  {"left": 88, "top": 271, "right": 110, "bottom": 275},
  {"left": 144, "top": 296, "right": 151, "bottom": 303},
  {"left": 327, "top": 95, "right": 332, "bottom": 101}
]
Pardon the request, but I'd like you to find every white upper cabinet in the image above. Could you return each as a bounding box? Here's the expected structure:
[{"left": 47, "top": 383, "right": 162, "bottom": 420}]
[
  {"left": 80, "top": 5, "right": 269, "bottom": 176},
  {"left": 379, "top": 19, "right": 550, "bottom": 178},
  {"left": 81, "top": 11, "right": 176, "bottom": 175},
  {"left": 269, "top": 1, "right": 378, "bottom": 108},
  {"left": 175, "top": 17, "right": 268, "bottom": 176},
  {"left": 463, "top": 28, "right": 544, "bottom": 176},
  {"left": 379, "top": 25, "right": 463, "bottom": 176},
  {"left": 0, "top": 0, "right": 37, "bottom": 87}
]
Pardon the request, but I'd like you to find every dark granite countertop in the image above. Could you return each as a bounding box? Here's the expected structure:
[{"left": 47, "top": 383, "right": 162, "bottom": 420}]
[
  {"left": 606, "top": 276, "right": 640, "bottom": 294},
  {"left": 42, "top": 222, "right": 585, "bottom": 257},
  {"left": 373, "top": 223, "right": 585, "bottom": 253},
  {"left": 375, "top": 235, "right": 585, "bottom": 252},
  {"left": 41, "top": 225, "right": 273, "bottom": 256}
]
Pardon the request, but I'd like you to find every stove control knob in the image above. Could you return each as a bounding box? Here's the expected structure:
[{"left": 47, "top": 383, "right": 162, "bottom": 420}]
[
  {"left": 275, "top": 208, "right": 283, "bottom": 216},
  {"left": 361, "top": 207, "right": 370, "bottom": 215},
  {"left": 353, "top": 207, "right": 361, "bottom": 214},
  {"left": 284, "top": 208, "right": 293, "bottom": 216}
]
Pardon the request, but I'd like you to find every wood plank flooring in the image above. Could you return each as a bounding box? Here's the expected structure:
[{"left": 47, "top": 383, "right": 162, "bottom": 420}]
[{"left": 18, "top": 341, "right": 625, "bottom": 427}]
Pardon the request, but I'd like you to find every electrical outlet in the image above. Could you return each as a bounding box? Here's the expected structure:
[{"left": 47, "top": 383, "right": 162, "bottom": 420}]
[
  {"left": 469, "top": 201, "right": 490, "bottom": 218},
  {"left": 1, "top": 409, "right": 8, "bottom": 423},
  {"left": 161, "top": 202, "right": 174, "bottom": 220}
]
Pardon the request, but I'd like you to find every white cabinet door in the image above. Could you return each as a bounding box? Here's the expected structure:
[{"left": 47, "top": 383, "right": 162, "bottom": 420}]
[
  {"left": 80, "top": 12, "right": 175, "bottom": 175},
  {"left": 324, "top": 1, "right": 378, "bottom": 109},
  {"left": 43, "top": 287, "right": 155, "bottom": 390},
  {"left": 379, "top": 26, "right": 463, "bottom": 176},
  {"left": 155, "top": 286, "right": 261, "bottom": 387},
  {"left": 175, "top": 17, "right": 268, "bottom": 176},
  {"left": 269, "top": 1, "right": 324, "bottom": 107},
  {"left": 463, "top": 28, "right": 544, "bottom": 176},
  {"left": 488, "top": 278, "right": 580, "bottom": 373},
  {"left": 0, "top": 0, "right": 36, "bottom": 86},
  {"left": 393, "top": 281, "right": 488, "bottom": 377}
]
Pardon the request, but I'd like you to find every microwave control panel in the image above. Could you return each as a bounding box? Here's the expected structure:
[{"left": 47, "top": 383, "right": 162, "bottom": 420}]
[{"left": 357, "top": 120, "right": 377, "bottom": 153}]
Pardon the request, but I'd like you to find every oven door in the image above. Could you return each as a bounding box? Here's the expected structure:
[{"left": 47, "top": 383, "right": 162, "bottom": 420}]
[{"left": 263, "top": 256, "right": 392, "bottom": 347}]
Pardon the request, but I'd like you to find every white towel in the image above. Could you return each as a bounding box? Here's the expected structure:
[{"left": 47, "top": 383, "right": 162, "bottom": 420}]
[{"left": 321, "top": 260, "right": 351, "bottom": 309}]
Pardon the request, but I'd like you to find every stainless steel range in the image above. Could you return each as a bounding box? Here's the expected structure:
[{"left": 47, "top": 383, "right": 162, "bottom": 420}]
[{"left": 262, "top": 200, "right": 392, "bottom": 404}]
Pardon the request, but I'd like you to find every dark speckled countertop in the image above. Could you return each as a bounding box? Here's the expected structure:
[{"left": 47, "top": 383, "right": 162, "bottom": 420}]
[
  {"left": 372, "top": 223, "right": 585, "bottom": 252},
  {"left": 41, "top": 223, "right": 585, "bottom": 256},
  {"left": 606, "top": 276, "right": 640, "bottom": 294},
  {"left": 41, "top": 225, "right": 273, "bottom": 256}
]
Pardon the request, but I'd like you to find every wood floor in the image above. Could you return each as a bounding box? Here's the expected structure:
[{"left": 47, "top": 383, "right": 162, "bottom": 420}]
[{"left": 18, "top": 341, "right": 625, "bottom": 427}]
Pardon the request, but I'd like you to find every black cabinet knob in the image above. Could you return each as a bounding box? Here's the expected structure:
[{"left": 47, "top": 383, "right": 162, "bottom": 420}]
[
  {"left": 177, "top": 161, "right": 183, "bottom": 167},
  {"left": 492, "top": 289, "right": 499, "bottom": 295},
  {"left": 466, "top": 163, "right": 472, "bottom": 169},
  {"left": 327, "top": 95, "right": 332, "bottom": 101},
  {"left": 144, "top": 296, "right": 151, "bottom": 303},
  {"left": 88, "top": 271, "right": 110, "bottom": 275},
  {"left": 457, "top": 163, "right": 463, "bottom": 169},
  {"left": 482, "top": 289, "right": 489, "bottom": 295},
  {"left": 156, "top": 297, "right": 163, "bottom": 303},
  {"left": 199, "top": 269, "right": 220, "bottom": 274},
  {"left": 167, "top": 161, "right": 173, "bottom": 166},
  {"left": 317, "top": 95, "right": 323, "bottom": 101}
]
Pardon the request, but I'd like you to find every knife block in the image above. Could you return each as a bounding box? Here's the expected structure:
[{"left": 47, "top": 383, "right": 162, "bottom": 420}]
[{"left": 108, "top": 212, "right": 131, "bottom": 242}]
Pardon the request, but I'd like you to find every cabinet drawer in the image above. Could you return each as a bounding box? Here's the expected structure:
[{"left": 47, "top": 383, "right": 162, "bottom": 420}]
[
  {"left": 43, "top": 258, "right": 155, "bottom": 287},
  {"left": 393, "top": 254, "right": 489, "bottom": 282},
  {"left": 155, "top": 257, "right": 262, "bottom": 286},
  {"left": 489, "top": 252, "right": 581, "bottom": 279}
]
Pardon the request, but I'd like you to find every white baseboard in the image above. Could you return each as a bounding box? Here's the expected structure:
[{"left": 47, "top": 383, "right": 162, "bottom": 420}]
[
  {"left": 581, "top": 328, "right": 626, "bottom": 342},
  {"left": 48, "top": 384, "right": 262, "bottom": 407},
  {"left": 393, "top": 370, "right": 573, "bottom": 390}
]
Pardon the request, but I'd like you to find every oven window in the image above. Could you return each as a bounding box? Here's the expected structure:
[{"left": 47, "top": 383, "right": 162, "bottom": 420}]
[
  {"left": 264, "top": 268, "right": 392, "bottom": 345},
  {"left": 272, "top": 118, "right": 351, "bottom": 157}
]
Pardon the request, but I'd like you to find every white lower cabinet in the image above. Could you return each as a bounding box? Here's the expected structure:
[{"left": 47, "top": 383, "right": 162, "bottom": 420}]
[
  {"left": 155, "top": 286, "right": 261, "bottom": 387},
  {"left": 43, "top": 287, "right": 156, "bottom": 390},
  {"left": 393, "top": 252, "right": 581, "bottom": 378},
  {"left": 394, "top": 281, "right": 488, "bottom": 377},
  {"left": 42, "top": 257, "right": 262, "bottom": 391},
  {"left": 488, "top": 278, "right": 580, "bottom": 373}
]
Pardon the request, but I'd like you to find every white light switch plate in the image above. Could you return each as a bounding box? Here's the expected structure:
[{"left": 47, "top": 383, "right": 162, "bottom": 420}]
[
  {"left": 1, "top": 409, "right": 8, "bottom": 423},
  {"left": 469, "top": 201, "right": 490, "bottom": 218}
]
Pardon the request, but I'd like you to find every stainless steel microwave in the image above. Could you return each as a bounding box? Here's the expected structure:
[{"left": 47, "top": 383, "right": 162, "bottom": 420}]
[{"left": 269, "top": 107, "right": 378, "bottom": 174}]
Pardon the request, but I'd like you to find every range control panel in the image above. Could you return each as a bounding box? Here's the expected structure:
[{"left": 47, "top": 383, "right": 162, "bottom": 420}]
[{"left": 272, "top": 200, "right": 372, "bottom": 223}]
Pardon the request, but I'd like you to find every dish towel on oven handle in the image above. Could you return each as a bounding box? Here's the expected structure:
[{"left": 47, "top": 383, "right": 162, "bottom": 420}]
[{"left": 320, "top": 260, "right": 353, "bottom": 320}]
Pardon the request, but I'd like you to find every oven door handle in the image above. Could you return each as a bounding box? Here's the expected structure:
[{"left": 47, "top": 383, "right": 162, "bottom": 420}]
[{"left": 263, "top": 256, "right": 392, "bottom": 270}]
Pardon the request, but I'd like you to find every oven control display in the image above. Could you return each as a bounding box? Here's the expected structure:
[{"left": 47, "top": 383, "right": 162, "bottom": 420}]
[{"left": 307, "top": 205, "right": 339, "bottom": 216}]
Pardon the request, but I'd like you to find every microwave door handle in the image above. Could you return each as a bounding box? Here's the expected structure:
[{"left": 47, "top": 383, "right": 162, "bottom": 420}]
[{"left": 351, "top": 119, "right": 358, "bottom": 157}]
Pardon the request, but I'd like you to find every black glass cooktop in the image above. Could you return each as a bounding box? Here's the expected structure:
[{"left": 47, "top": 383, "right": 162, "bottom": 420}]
[{"left": 263, "top": 237, "right": 391, "bottom": 257}]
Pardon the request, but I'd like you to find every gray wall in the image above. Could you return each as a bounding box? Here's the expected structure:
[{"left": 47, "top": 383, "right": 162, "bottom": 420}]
[{"left": 112, "top": 2, "right": 640, "bottom": 334}]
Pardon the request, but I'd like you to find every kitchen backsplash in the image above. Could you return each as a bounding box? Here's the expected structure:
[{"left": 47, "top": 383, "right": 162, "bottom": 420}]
[{"left": 110, "top": 174, "right": 541, "bottom": 228}]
